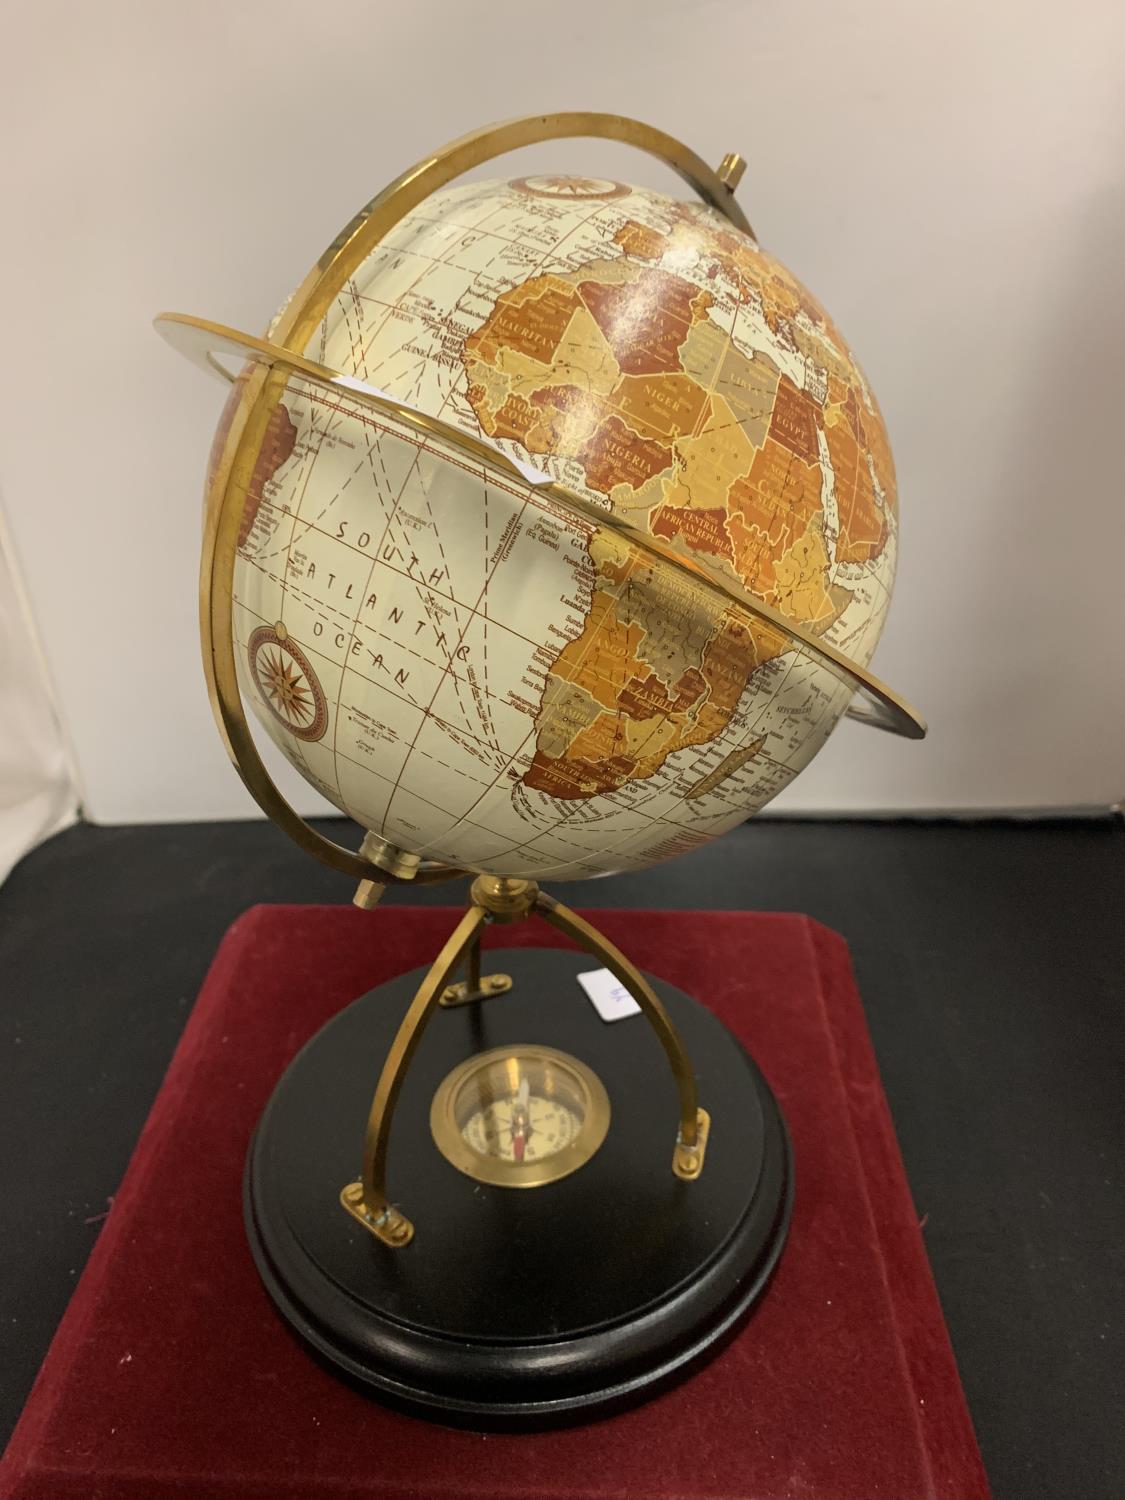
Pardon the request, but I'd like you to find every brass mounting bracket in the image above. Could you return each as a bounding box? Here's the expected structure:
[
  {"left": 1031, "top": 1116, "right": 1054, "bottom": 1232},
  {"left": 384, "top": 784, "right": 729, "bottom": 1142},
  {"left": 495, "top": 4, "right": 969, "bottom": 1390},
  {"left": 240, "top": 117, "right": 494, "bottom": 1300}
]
[
  {"left": 673, "top": 1108, "right": 711, "bottom": 1181},
  {"left": 439, "top": 972, "right": 513, "bottom": 1008},
  {"left": 339, "top": 1181, "right": 414, "bottom": 1248}
]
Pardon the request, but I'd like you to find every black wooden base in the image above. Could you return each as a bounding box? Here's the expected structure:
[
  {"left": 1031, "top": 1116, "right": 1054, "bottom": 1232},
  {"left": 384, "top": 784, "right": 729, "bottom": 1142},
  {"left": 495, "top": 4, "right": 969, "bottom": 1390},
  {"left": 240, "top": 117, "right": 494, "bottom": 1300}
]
[{"left": 244, "top": 946, "right": 793, "bottom": 1427}]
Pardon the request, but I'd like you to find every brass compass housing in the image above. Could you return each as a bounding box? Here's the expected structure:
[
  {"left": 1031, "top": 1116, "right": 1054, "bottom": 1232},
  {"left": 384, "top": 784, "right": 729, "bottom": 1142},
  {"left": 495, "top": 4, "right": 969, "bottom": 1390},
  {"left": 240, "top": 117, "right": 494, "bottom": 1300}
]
[{"left": 431, "top": 1044, "right": 611, "bottom": 1189}]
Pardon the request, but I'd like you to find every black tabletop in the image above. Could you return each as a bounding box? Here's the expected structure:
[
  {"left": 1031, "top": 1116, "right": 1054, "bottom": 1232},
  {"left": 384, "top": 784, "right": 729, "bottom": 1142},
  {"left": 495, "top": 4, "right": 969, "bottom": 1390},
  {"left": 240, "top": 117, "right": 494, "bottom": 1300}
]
[{"left": 1, "top": 815, "right": 1122, "bottom": 1498}]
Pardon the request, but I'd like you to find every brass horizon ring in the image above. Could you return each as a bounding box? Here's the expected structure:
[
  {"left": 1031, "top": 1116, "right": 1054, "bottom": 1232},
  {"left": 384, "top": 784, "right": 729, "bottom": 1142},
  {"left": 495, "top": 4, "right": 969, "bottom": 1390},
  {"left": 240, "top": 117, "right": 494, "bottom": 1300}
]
[{"left": 157, "top": 310, "right": 926, "bottom": 745}]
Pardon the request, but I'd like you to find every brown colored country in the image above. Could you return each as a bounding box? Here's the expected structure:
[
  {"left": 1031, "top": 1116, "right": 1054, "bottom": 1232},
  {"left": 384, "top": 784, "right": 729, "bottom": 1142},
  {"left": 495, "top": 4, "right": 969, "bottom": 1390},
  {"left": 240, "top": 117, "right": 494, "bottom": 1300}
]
[
  {"left": 616, "top": 666, "right": 707, "bottom": 721},
  {"left": 727, "top": 375, "right": 889, "bottom": 577},
  {"left": 612, "top": 369, "right": 710, "bottom": 442},
  {"left": 549, "top": 589, "right": 647, "bottom": 712},
  {"left": 824, "top": 375, "right": 896, "bottom": 561},
  {"left": 515, "top": 384, "right": 675, "bottom": 495},
  {"left": 524, "top": 603, "right": 773, "bottom": 800},
  {"left": 767, "top": 376, "right": 821, "bottom": 467},
  {"left": 578, "top": 271, "right": 713, "bottom": 377},
  {"left": 824, "top": 416, "right": 885, "bottom": 563},
  {"left": 651, "top": 504, "right": 732, "bottom": 562},
  {"left": 724, "top": 436, "right": 822, "bottom": 599},
  {"left": 207, "top": 369, "right": 298, "bottom": 549},
  {"left": 471, "top": 284, "right": 579, "bottom": 366},
  {"left": 612, "top": 219, "right": 667, "bottom": 261},
  {"left": 566, "top": 409, "right": 672, "bottom": 495},
  {"left": 476, "top": 388, "right": 541, "bottom": 448}
]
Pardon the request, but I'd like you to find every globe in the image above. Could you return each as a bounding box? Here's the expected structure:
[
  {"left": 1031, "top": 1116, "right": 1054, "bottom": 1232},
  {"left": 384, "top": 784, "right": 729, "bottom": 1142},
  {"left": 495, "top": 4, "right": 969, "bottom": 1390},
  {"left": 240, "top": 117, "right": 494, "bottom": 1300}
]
[
  {"left": 158, "top": 124, "right": 925, "bottom": 1415},
  {"left": 203, "top": 166, "right": 903, "bottom": 881}
]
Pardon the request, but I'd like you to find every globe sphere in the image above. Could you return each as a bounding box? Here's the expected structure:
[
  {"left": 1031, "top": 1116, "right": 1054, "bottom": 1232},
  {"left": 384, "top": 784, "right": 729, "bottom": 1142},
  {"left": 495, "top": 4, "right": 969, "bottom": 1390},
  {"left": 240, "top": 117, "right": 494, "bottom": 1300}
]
[{"left": 221, "top": 174, "right": 898, "bottom": 879}]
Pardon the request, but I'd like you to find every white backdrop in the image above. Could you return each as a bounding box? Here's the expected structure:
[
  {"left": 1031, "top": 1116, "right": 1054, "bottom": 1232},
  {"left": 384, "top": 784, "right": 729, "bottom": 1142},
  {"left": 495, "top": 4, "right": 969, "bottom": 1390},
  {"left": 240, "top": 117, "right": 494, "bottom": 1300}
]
[
  {"left": 0, "top": 504, "right": 78, "bottom": 878},
  {"left": 2, "top": 0, "right": 1123, "bottom": 824}
]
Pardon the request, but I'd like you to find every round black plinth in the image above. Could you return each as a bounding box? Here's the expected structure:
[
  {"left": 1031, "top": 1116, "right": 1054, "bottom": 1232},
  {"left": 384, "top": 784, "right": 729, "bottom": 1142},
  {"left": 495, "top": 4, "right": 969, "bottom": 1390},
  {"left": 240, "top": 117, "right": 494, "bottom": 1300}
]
[{"left": 244, "top": 947, "right": 793, "bottom": 1427}]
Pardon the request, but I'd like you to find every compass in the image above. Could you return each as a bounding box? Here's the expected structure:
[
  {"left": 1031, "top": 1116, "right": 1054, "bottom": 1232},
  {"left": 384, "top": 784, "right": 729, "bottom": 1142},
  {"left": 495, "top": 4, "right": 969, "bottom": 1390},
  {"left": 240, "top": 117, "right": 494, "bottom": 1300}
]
[
  {"left": 246, "top": 623, "right": 328, "bottom": 743},
  {"left": 431, "top": 1044, "right": 610, "bottom": 1187}
]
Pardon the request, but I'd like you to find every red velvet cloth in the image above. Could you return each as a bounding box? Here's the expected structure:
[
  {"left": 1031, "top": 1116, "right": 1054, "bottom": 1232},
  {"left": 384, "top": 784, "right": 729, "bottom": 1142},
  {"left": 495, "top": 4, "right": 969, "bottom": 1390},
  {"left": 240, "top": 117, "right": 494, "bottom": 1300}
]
[{"left": 1, "top": 907, "right": 990, "bottom": 1499}]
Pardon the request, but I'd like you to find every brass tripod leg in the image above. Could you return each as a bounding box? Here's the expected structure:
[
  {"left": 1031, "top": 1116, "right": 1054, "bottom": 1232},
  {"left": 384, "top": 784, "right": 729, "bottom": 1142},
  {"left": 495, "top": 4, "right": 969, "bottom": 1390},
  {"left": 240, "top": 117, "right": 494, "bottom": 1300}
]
[
  {"left": 342, "top": 876, "right": 708, "bottom": 1248},
  {"left": 535, "top": 892, "right": 709, "bottom": 1180},
  {"left": 339, "top": 901, "right": 488, "bottom": 1246}
]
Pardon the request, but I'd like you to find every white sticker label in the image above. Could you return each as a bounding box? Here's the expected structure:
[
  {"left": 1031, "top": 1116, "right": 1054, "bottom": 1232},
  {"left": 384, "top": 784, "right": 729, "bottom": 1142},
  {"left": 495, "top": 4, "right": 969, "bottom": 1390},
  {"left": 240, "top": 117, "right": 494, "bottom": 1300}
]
[
  {"left": 577, "top": 968, "right": 642, "bottom": 1023},
  {"left": 507, "top": 453, "right": 555, "bottom": 487}
]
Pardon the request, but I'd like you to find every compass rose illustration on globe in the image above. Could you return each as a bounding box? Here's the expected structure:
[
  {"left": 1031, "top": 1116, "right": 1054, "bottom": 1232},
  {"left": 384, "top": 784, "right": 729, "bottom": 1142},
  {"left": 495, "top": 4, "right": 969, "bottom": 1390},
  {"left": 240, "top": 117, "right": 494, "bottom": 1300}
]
[
  {"left": 247, "top": 624, "right": 328, "bottom": 743},
  {"left": 156, "top": 113, "right": 925, "bottom": 1424}
]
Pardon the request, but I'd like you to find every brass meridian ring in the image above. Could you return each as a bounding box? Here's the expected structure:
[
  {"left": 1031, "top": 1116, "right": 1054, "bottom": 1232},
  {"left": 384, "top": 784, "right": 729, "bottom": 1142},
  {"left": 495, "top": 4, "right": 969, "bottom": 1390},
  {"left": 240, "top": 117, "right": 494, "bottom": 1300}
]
[{"left": 167, "top": 112, "right": 924, "bottom": 886}]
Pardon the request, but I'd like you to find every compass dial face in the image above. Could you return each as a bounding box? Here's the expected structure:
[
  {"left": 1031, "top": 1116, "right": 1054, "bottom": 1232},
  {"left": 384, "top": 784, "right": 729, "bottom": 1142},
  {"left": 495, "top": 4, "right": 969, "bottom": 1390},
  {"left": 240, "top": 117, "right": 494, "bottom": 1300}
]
[
  {"left": 431, "top": 1045, "right": 610, "bottom": 1188},
  {"left": 461, "top": 1091, "right": 581, "bottom": 1163},
  {"left": 247, "top": 624, "right": 328, "bottom": 742}
]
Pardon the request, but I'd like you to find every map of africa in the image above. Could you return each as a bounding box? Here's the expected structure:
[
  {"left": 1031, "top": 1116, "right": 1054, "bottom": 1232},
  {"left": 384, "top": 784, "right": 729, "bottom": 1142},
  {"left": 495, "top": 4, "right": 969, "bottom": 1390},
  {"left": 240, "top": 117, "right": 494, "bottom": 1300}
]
[{"left": 223, "top": 174, "right": 898, "bottom": 879}]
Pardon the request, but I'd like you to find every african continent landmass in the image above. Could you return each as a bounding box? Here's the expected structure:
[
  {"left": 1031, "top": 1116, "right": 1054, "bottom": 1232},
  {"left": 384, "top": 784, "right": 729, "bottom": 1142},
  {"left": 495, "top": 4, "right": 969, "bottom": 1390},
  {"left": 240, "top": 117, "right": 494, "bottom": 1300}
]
[{"left": 461, "top": 203, "right": 896, "bottom": 800}]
